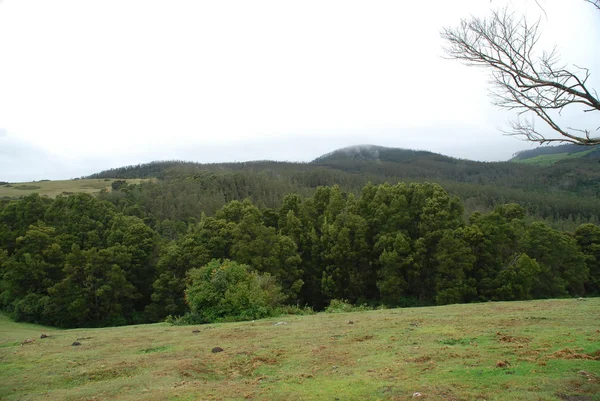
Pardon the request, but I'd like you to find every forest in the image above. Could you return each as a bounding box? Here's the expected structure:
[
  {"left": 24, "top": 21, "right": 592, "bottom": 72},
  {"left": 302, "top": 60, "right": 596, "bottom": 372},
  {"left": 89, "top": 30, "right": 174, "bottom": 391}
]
[
  {"left": 1, "top": 179, "right": 599, "bottom": 328},
  {"left": 85, "top": 146, "right": 600, "bottom": 232}
]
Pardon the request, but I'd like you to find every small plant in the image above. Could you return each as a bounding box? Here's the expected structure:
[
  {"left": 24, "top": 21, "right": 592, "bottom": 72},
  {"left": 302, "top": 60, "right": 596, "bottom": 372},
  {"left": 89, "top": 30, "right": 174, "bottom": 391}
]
[
  {"left": 275, "top": 305, "right": 315, "bottom": 316},
  {"left": 325, "top": 299, "right": 371, "bottom": 313}
]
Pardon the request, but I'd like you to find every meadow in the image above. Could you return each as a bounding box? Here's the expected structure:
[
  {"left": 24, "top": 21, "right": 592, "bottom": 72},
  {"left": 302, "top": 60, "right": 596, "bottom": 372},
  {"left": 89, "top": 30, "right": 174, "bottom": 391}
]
[
  {"left": 0, "top": 179, "right": 147, "bottom": 198},
  {"left": 1, "top": 298, "right": 599, "bottom": 401}
]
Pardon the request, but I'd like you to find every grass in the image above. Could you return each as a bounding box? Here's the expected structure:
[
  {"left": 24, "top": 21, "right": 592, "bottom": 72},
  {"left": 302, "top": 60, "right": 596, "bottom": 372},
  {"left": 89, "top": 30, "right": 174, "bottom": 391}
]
[
  {"left": 1, "top": 299, "right": 599, "bottom": 400},
  {"left": 514, "top": 148, "right": 596, "bottom": 166},
  {"left": 0, "top": 178, "right": 149, "bottom": 198}
]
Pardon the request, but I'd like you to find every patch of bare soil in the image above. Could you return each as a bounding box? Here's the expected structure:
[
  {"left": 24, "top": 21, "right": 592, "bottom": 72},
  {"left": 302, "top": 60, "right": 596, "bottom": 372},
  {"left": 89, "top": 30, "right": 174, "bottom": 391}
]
[
  {"left": 550, "top": 348, "right": 600, "bottom": 361},
  {"left": 176, "top": 359, "right": 217, "bottom": 378},
  {"left": 406, "top": 355, "right": 432, "bottom": 363},
  {"left": 557, "top": 394, "right": 592, "bottom": 401},
  {"left": 226, "top": 355, "right": 278, "bottom": 378},
  {"left": 496, "top": 332, "right": 530, "bottom": 344},
  {"left": 353, "top": 334, "right": 374, "bottom": 342}
]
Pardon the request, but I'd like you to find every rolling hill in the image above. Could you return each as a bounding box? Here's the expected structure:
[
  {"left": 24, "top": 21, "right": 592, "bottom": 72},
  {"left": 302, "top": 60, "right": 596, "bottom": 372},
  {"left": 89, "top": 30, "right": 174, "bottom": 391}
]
[
  {"left": 511, "top": 143, "right": 600, "bottom": 166},
  {"left": 4, "top": 145, "right": 600, "bottom": 229}
]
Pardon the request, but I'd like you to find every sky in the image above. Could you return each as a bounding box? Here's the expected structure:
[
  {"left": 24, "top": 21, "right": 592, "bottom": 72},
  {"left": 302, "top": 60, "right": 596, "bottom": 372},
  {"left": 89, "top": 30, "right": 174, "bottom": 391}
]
[{"left": 0, "top": 0, "right": 598, "bottom": 182}]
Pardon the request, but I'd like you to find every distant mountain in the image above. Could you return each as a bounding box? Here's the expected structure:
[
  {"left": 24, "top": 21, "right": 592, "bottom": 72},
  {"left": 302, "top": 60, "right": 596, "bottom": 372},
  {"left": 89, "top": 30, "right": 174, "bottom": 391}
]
[
  {"left": 511, "top": 144, "right": 600, "bottom": 166},
  {"left": 312, "top": 145, "right": 446, "bottom": 164}
]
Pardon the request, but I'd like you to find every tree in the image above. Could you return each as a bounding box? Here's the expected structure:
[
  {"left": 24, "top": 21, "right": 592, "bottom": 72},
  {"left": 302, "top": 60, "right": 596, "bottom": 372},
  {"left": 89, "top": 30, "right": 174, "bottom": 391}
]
[
  {"left": 47, "top": 246, "right": 136, "bottom": 327},
  {"left": 522, "top": 222, "right": 588, "bottom": 297},
  {"left": 442, "top": 3, "right": 599, "bottom": 145},
  {"left": 434, "top": 228, "right": 477, "bottom": 305},
  {"left": 321, "top": 208, "right": 373, "bottom": 303},
  {"left": 494, "top": 253, "right": 541, "bottom": 301},
  {"left": 574, "top": 223, "right": 600, "bottom": 295}
]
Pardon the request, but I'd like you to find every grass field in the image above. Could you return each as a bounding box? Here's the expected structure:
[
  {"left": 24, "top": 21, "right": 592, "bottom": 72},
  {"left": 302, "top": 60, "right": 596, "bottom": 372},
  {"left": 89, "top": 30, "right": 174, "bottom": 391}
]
[
  {"left": 0, "top": 178, "right": 148, "bottom": 198},
  {"left": 1, "top": 299, "right": 599, "bottom": 401},
  {"left": 513, "top": 148, "right": 596, "bottom": 166}
]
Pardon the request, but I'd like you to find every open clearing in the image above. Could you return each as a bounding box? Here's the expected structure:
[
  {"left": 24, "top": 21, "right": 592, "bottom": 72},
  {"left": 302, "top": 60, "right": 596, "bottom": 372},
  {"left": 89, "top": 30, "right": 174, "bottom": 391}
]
[
  {"left": 0, "top": 178, "right": 148, "bottom": 198},
  {"left": 1, "top": 299, "right": 599, "bottom": 401}
]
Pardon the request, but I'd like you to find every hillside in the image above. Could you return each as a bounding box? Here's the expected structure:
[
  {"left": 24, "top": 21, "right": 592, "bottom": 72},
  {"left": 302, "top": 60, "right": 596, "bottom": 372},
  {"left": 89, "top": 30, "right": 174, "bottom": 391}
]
[
  {"left": 2, "top": 299, "right": 599, "bottom": 401},
  {"left": 80, "top": 145, "right": 600, "bottom": 230},
  {"left": 511, "top": 144, "right": 600, "bottom": 166},
  {"left": 3, "top": 144, "right": 600, "bottom": 230},
  {"left": 0, "top": 178, "right": 147, "bottom": 199}
]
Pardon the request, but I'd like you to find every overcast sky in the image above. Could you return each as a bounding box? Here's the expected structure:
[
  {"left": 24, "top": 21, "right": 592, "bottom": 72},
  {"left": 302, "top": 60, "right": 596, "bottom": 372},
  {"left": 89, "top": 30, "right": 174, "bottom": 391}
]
[{"left": 0, "top": 0, "right": 598, "bottom": 182}]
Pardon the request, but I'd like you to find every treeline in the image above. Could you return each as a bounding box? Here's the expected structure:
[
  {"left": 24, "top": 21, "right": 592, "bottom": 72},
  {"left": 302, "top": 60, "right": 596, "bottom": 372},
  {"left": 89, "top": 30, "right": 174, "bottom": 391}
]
[
  {"left": 94, "top": 168, "right": 600, "bottom": 233},
  {"left": 1, "top": 183, "right": 599, "bottom": 327},
  {"left": 83, "top": 149, "right": 600, "bottom": 231}
]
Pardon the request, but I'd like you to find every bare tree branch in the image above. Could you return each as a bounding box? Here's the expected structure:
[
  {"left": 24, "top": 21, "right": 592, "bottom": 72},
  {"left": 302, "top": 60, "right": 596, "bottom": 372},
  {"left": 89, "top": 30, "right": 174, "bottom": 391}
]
[
  {"left": 441, "top": 6, "right": 600, "bottom": 146},
  {"left": 585, "top": 0, "right": 600, "bottom": 11}
]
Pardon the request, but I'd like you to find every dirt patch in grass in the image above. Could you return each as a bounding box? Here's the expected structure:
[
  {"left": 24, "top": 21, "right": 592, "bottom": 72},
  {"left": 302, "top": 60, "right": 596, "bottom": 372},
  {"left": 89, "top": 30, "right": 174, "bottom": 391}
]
[
  {"left": 353, "top": 334, "right": 375, "bottom": 342},
  {"left": 226, "top": 354, "right": 279, "bottom": 379},
  {"left": 557, "top": 394, "right": 592, "bottom": 401},
  {"left": 496, "top": 332, "right": 530, "bottom": 344},
  {"left": 311, "top": 345, "right": 327, "bottom": 354},
  {"left": 406, "top": 355, "right": 432, "bottom": 363},
  {"left": 550, "top": 348, "right": 600, "bottom": 361},
  {"left": 67, "top": 362, "right": 139, "bottom": 384},
  {"left": 176, "top": 359, "right": 219, "bottom": 379}
]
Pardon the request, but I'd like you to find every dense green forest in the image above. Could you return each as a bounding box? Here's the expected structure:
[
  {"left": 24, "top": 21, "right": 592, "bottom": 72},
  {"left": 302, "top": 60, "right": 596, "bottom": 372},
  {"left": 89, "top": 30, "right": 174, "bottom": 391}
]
[
  {"left": 1, "top": 179, "right": 599, "bottom": 327},
  {"left": 85, "top": 146, "right": 600, "bottom": 231}
]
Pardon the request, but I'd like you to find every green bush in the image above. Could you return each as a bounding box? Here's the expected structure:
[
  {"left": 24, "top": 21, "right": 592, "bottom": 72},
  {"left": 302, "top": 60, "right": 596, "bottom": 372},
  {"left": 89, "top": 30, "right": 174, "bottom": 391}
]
[
  {"left": 274, "top": 304, "right": 316, "bottom": 316},
  {"left": 324, "top": 299, "right": 371, "bottom": 313},
  {"left": 183, "top": 259, "right": 283, "bottom": 323}
]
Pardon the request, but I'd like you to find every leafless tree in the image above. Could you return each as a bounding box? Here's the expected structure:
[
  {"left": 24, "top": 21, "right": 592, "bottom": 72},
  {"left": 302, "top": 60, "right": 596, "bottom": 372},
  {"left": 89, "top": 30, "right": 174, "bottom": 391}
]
[
  {"left": 441, "top": 3, "right": 599, "bottom": 145},
  {"left": 585, "top": 0, "right": 600, "bottom": 11}
]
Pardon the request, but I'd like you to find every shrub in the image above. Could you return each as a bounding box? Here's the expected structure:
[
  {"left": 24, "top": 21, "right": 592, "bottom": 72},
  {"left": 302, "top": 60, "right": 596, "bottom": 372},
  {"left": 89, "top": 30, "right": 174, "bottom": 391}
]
[
  {"left": 111, "top": 180, "right": 128, "bottom": 191},
  {"left": 183, "top": 259, "right": 283, "bottom": 323},
  {"left": 325, "top": 299, "right": 371, "bottom": 313},
  {"left": 275, "top": 304, "right": 316, "bottom": 316}
]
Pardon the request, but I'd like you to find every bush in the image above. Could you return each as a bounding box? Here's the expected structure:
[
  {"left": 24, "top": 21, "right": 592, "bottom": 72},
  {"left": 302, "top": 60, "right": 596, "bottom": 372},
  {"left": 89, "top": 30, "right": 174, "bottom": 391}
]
[
  {"left": 325, "top": 299, "right": 371, "bottom": 313},
  {"left": 183, "top": 259, "right": 283, "bottom": 323},
  {"left": 111, "top": 180, "right": 128, "bottom": 191},
  {"left": 274, "top": 304, "right": 316, "bottom": 316}
]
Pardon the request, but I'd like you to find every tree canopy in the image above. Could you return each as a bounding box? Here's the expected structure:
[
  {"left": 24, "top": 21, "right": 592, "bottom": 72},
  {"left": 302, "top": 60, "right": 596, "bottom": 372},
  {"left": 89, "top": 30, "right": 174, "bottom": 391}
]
[{"left": 1, "top": 183, "right": 598, "bottom": 327}]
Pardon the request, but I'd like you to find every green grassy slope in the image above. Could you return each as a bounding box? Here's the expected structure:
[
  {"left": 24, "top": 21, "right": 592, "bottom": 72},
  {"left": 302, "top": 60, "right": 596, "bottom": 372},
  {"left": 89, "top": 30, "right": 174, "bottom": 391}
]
[
  {"left": 514, "top": 148, "right": 597, "bottom": 166},
  {"left": 511, "top": 144, "right": 600, "bottom": 166},
  {"left": 0, "top": 178, "right": 148, "bottom": 198},
  {"left": 1, "top": 299, "right": 599, "bottom": 401}
]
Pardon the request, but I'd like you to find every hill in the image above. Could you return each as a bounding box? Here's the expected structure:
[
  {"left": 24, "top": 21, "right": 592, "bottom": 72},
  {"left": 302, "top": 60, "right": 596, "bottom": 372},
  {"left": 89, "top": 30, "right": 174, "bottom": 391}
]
[
  {"left": 511, "top": 144, "right": 600, "bottom": 166},
  {"left": 4, "top": 145, "right": 600, "bottom": 229},
  {"left": 312, "top": 144, "right": 443, "bottom": 163},
  {"left": 2, "top": 299, "right": 599, "bottom": 401},
  {"left": 82, "top": 145, "right": 600, "bottom": 230},
  {"left": 0, "top": 178, "right": 147, "bottom": 199}
]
